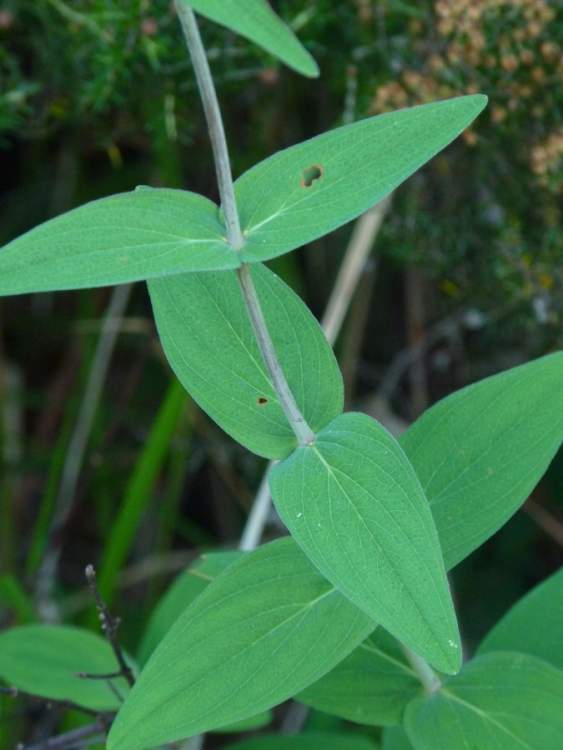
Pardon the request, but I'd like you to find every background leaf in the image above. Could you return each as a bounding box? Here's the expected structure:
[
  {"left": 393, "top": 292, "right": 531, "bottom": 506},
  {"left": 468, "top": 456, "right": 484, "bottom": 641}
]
[
  {"left": 405, "top": 652, "right": 563, "bottom": 750},
  {"left": 298, "top": 629, "right": 421, "bottom": 726},
  {"left": 269, "top": 411, "right": 461, "bottom": 674},
  {"left": 0, "top": 188, "right": 237, "bottom": 295},
  {"left": 226, "top": 733, "right": 379, "bottom": 749},
  {"left": 108, "top": 538, "right": 374, "bottom": 750},
  {"left": 149, "top": 263, "right": 343, "bottom": 459},
  {"left": 400, "top": 352, "right": 563, "bottom": 569},
  {"left": 382, "top": 728, "right": 414, "bottom": 750},
  {"left": 180, "top": 0, "right": 319, "bottom": 78},
  {"left": 0, "top": 625, "right": 130, "bottom": 711},
  {"left": 236, "top": 96, "right": 487, "bottom": 263},
  {"left": 97, "top": 380, "right": 189, "bottom": 607},
  {"left": 478, "top": 567, "right": 563, "bottom": 670},
  {"left": 137, "top": 550, "right": 242, "bottom": 665}
]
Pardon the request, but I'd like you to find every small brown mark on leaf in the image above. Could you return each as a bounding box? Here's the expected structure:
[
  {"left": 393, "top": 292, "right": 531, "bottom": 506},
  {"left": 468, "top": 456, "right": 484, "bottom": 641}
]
[
  {"left": 301, "top": 164, "right": 324, "bottom": 188},
  {"left": 257, "top": 397, "right": 268, "bottom": 405}
]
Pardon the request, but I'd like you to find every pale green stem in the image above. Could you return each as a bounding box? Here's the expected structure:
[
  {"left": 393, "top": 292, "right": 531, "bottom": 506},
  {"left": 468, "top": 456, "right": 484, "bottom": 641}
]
[
  {"left": 237, "top": 265, "right": 315, "bottom": 445},
  {"left": 174, "top": 1, "right": 242, "bottom": 249},
  {"left": 175, "top": 2, "right": 315, "bottom": 446},
  {"left": 401, "top": 645, "right": 442, "bottom": 695}
]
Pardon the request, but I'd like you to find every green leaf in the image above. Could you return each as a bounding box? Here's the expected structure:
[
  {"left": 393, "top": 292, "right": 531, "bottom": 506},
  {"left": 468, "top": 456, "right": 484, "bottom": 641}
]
[
  {"left": 108, "top": 538, "right": 374, "bottom": 750},
  {"left": 298, "top": 629, "right": 421, "bottom": 726},
  {"left": 226, "top": 733, "right": 379, "bottom": 750},
  {"left": 212, "top": 710, "right": 272, "bottom": 733},
  {"left": 269, "top": 412, "right": 461, "bottom": 674},
  {"left": 137, "top": 550, "right": 242, "bottom": 665},
  {"left": 478, "top": 567, "right": 563, "bottom": 670},
  {"left": 0, "top": 625, "right": 130, "bottom": 711},
  {"left": 149, "top": 263, "right": 343, "bottom": 459},
  {"left": 382, "top": 728, "right": 414, "bottom": 750},
  {"left": 400, "top": 352, "right": 563, "bottom": 569},
  {"left": 235, "top": 96, "right": 487, "bottom": 263},
  {"left": 181, "top": 0, "right": 319, "bottom": 78},
  {"left": 0, "top": 188, "right": 237, "bottom": 295},
  {"left": 0, "top": 575, "right": 37, "bottom": 623},
  {"left": 405, "top": 652, "right": 563, "bottom": 750}
]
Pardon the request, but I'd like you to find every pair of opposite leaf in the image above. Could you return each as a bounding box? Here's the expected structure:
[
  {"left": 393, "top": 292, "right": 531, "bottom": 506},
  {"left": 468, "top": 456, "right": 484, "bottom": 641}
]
[{"left": 0, "top": 0, "right": 490, "bottom": 740}]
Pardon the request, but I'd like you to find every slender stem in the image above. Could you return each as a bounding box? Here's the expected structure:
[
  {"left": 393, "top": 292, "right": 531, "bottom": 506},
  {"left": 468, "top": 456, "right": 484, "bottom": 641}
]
[
  {"left": 174, "top": 1, "right": 243, "bottom": 249},
  {"left": 401, "top": 645, "right": 442, "bottom": 695},
  {"left": 176, "top": 3, "right": 315, "bottom": 446},
  {"left": 21, "top": 721, "right": 106, "bottom": 750},
  {"left": 85, "top": 565, "right": 135, "bottom": 688},
  {"left": 35, "top": 283, "right": 132, "bottom": 620},
  {"left": 237, "top": 265, "right": 315, "bottom": 445}
]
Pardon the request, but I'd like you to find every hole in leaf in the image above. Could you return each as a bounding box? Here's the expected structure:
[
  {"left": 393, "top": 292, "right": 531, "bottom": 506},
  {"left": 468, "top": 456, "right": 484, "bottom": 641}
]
[
  {"left": 301, "top": 164, "right": 324, "bottom": 188},
  {"left": 257, "top": 397, "right": 268, "bottom": 405}
]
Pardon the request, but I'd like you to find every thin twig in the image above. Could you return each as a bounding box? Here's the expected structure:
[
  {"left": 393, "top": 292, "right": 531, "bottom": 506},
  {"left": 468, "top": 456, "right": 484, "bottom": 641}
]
[
  {"left": 76, "top": 670, "right": 124, "bottom": 681},
  {"left": 524, "top": 499, "right": 563, "bottom": 548},
  {"left": 84, "top": 564, "right": 135, "bottom": 688},
  {"left": 321, "top": 197, "right": 391, "bottom": 343},
  {"left": 35, "top": 284, "right": 132, "bottom": 621},
  {"left": 20, "top": 720, "right": 106, "bottom": 750}
]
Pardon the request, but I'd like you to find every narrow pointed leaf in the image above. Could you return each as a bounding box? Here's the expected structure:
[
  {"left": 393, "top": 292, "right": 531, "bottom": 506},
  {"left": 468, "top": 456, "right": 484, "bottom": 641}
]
[
  {"left": 269, "top": 412, "right": 461, "bottom": 674},
  {"left": 478, "top": 567, "right": 563, "bottom": 669},
  {"left": 227, "top": 733, "right": 379, "bottom": 750},
  {"left": 149, "top": 263, "right": 343, "bottom": 459},
  {"left": 181, "top": 0, "right": 319, "bottom": 78},
  {"left": 107, "top": 538, "right": 374, "bottom": 750},
  {"left": 401, "top": 352, "right": 563, "bottom": 569},
  {"left": 0, "top": 188, "right": 237, "bottom": 295},
  {"left": 137, "top": 550, "right": 242, "bottom": 665},
  {"left": 235, "top": 96, "right": 487, "bottom": 263},
  {"left": 0, "top": 625, "right": 130, "bottom": 711},
  {"left": 405, "top": 653, "right": 563, "bottom": 750},
  {"left": 298, "top": 629, "right": 421, "bottom": 726}
]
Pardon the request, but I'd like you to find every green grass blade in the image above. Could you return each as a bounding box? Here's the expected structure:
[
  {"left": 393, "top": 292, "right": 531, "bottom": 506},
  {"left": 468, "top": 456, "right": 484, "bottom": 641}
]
[{"left": 97, "top": 380, "right": 188, "bottom": 605}]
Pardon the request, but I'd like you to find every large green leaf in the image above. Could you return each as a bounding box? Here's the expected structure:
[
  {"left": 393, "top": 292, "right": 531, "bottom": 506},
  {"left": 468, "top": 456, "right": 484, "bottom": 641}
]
[
  {"left": 298, "top": 629, "right": 421, "bottom": 726},
  {"left": 269, "top": 412, "right": 461, "bottom": 674},
  {"left": 235, "top": 96, "right": 487, "bottom": 263},
  {"left": 226, "top": 733, "right": 378, "bottom": 750},
  {"left": 149, "top": 263, "right": 343, "bottom": 459},
  {"left": 181, "top": 0, "right": 318, "bottom": 78},
  {"left": 137, "top": 550, "right": 242, "bottom": 665},
  {"left": 0, "top": 188, "right": 237, "bottom": 295},
  {"left": 382, "top": 728, "right": 414, "bottom": 750},
  {"left": 478, "top": 567, "right": 563, "bottom": 670},
  {"left": 107, "top": 538, "right": 374, "bottom": 750},
  {"left": 0, "top": 624, "right": 130, "bottom": 711},
  {"left": 405, "top": 652, "right": 563, "bottom": 750},
  {"left": 401, "top": 352, "right": 563, "bottom": 569}
]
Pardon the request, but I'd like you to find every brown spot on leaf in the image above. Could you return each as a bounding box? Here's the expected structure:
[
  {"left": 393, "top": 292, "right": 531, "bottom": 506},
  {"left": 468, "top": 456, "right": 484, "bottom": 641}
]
[{"left": 257, "top": 397, "right": 268, "bottom": 405}]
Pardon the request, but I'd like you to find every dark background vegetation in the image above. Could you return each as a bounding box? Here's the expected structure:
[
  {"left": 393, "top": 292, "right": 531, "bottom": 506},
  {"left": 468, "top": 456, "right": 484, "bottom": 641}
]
[{"left": 0, "top": 0, "right": 562, "bottom": 746}]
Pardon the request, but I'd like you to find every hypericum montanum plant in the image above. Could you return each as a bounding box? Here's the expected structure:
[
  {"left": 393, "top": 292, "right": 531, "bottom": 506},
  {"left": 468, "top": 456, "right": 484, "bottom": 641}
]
[{"left": 0, "top": 3, "right": 562, "bottom": 750}]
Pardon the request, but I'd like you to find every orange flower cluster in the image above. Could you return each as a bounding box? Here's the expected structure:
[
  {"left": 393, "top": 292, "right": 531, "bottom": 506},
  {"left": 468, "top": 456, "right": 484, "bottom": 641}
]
[
  {"left": 530, "top": 128, "right": 563, "bottom": 191},
  {"left": 370, "top": 0, "right": 562, "bottom": 182}
]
